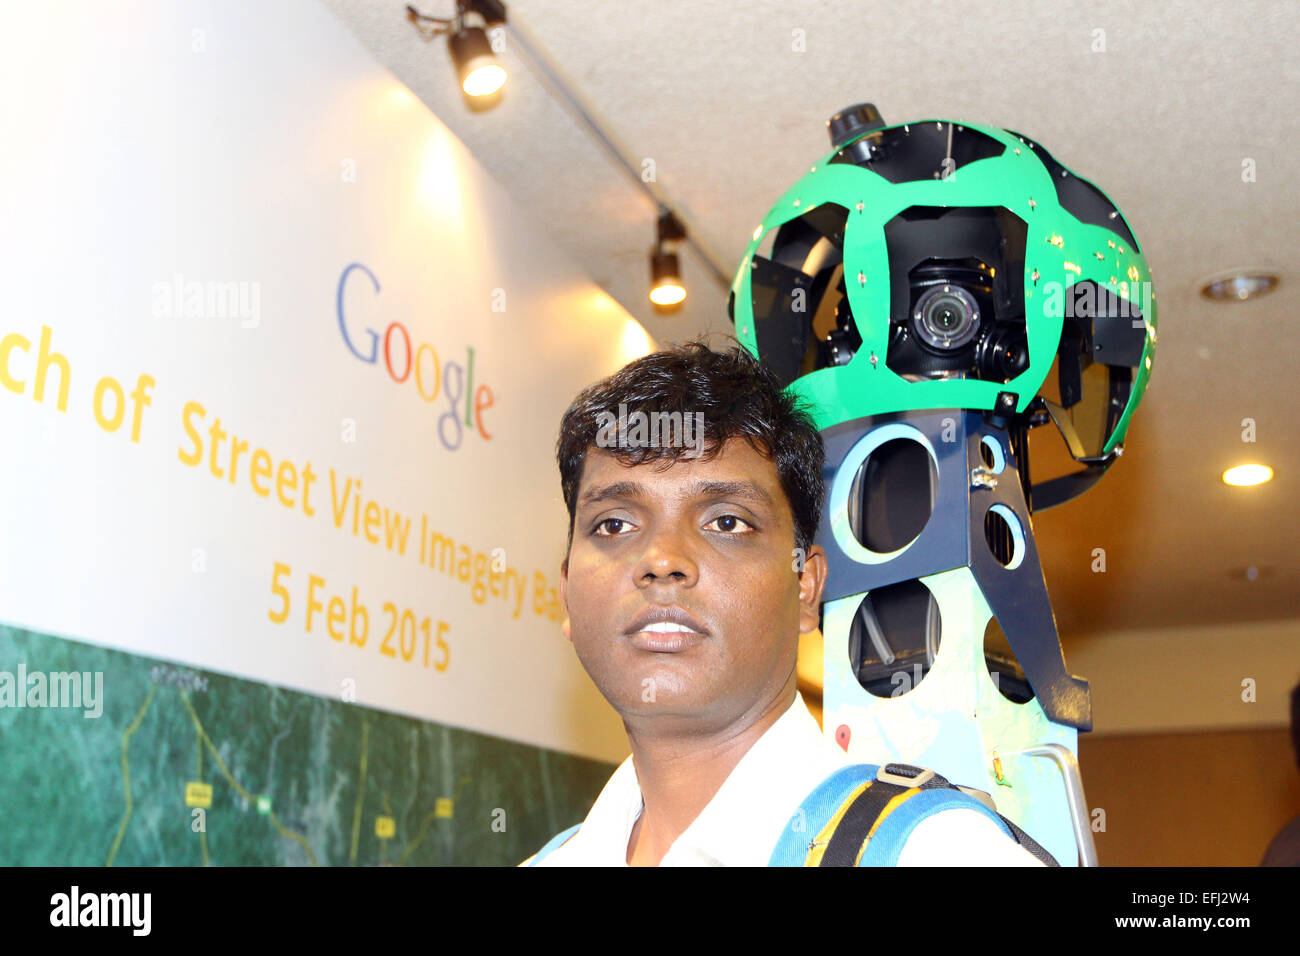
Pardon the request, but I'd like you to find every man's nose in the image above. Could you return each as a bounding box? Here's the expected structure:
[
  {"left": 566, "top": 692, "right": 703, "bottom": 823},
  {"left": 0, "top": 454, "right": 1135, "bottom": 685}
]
[{"left": 634, "top": 524, "right": 699, "bottom": 588}]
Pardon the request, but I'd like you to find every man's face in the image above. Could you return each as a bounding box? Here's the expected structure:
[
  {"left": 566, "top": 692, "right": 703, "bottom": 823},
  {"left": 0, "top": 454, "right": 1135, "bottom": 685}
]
[{"left": 560, "top": 436, "right": 827, "bottom": 735}]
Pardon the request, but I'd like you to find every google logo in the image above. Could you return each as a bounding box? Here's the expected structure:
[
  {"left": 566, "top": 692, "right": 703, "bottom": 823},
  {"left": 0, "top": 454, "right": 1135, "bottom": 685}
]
[{"left": 336, "top": 262, "right": 494, "bottom": 451}]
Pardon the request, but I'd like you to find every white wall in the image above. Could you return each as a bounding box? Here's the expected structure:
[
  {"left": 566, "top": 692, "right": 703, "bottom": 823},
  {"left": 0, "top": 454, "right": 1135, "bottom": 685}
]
[
  {"left": 1062, "top": 618, "right": 1298, "bottom": 735},
  {"left": 0, "top": 0, "right": 651, "bottom": 763}
]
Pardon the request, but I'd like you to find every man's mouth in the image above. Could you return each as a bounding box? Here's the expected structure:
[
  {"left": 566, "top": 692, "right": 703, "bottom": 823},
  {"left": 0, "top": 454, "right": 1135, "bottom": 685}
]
[
  {"left": 624, "top": 608, "right": 708, "bottom": 653},
  {"left": 627, "top": 622, "right": 703, "bottom": 653}
]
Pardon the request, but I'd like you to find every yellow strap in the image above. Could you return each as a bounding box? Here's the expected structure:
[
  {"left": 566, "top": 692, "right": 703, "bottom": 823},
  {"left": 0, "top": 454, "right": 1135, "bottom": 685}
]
[
  {"left": 802, "top": 781, "right": 924, "bottom": 867},
  {"left": 854, "top": 787, "right": 921, "bottom": 866},
  {"left": 803, "top": 781, "right": 871, "bottom": 866}
]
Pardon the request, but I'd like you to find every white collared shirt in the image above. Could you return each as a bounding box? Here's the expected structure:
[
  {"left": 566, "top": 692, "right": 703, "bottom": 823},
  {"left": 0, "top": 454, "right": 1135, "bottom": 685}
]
[{"left": 527, "top": 693, "right": 1046, "bottom": 866}]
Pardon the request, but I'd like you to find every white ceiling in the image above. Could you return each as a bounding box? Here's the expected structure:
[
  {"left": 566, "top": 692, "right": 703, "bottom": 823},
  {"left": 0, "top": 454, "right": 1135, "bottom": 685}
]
[{"left": 320, "top": 0, "right": 1299, "bottom": 641}]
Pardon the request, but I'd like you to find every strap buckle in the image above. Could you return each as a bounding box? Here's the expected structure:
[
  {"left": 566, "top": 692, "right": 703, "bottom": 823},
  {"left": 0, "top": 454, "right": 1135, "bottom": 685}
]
[
  {"left": 876, "top": 763, "right": 936, "bottom": 789},
  {"left": 954, "top": 785, "right": 998, "bottom": 813}
]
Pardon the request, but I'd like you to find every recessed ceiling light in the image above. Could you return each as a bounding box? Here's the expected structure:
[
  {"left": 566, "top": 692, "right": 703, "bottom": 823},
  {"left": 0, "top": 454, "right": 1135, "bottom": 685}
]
[
  {"left": 1199, "top": 272, "right": 1279, "bottom": 302},
  {"left": 1228, "top": 565, "right": 1274, "bottom": 581},
  {"left": 1222, "top": 463, "right": 1274, "bottom": 486}
]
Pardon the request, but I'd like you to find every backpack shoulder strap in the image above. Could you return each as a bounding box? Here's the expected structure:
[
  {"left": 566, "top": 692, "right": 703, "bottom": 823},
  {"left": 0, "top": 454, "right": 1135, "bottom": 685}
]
[
  {"left": 522, "top": 823, "right": 581, "bottom": 866},
  {"left": 849, "top": 763, "right": 1059, "bottom": 866},
  {"left": 769, "top": 763, "right": 881, "bottom": 866},
  {"left": 770, "top": 762, "right": 1060, "bottom": 867}
]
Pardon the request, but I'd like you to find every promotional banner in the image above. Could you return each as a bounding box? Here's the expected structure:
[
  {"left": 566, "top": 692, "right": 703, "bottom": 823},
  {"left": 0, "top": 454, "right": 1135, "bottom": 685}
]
[{"left": 0, "top": 1, "right": 648, "bottom": 862}]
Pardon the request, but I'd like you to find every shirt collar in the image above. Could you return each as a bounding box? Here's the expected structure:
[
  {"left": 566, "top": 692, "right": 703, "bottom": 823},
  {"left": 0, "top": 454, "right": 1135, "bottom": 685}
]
[{"left": 564, "top": 692, "right": 848, "bottom": 866}]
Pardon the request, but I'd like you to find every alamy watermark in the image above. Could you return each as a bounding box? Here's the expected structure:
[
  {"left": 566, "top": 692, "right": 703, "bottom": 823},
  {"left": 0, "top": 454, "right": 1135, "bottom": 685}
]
[
  {"left": 0, "top": 663, "right": 103, "bottom": 718},
  {"left": 151, "top": 272, "right": 261, "bottom": 328},
  {"left": 1039, "top": 278, "right": 1152, "bottom": 329},
  {"left": 594, "top": 403, "right": 705, "bottom": 456},
  {"left": 49, "top": 886, "right": 150, "bottom": 935}
]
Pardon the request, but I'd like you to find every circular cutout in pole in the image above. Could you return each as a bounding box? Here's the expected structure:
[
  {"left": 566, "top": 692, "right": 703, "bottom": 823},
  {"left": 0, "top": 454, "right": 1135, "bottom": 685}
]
[
  {"left": 984, "top": 503, "right": 1027, "bottom": 569},
  {"left": 980, "top": 434, "right": 1006, "bottom": 473},
  {"left": 829, "top": 423, "right": 939, "bottom": 565},
  {"left": 847, "top": 579, "right": 942, "bottom": 699},
  {"left": 984, "top": 614, "right": 1035, "bottom": 703}
]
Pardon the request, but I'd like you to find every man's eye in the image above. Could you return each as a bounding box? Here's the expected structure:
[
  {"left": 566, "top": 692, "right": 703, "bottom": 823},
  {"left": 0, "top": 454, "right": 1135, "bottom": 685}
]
[
  {"left": 593, "top": 518, "right": 635, "bottom": 537},
  {"left": 704, "top": 514, "right": 755, "bottom": 534}
]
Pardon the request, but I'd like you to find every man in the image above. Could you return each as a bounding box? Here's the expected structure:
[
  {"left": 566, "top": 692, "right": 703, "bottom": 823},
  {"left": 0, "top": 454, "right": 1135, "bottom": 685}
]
[
  {"left": 524, "top": 340, "right": 1044, "bottom": 866},
  {"left": 1260, "top": 679, "right": 1300, "bottom": 866}
]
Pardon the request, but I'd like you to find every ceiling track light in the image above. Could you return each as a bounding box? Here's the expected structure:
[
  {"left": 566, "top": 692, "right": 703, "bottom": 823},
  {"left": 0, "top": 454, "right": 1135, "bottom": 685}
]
[
  {"left": 406, "top": 5, "right": 732, "bottom": 306},
  {"left": 650, "top": 209, "right": 687, "bottom": 310},
  {"left": 406, "top": 1, "right": 508, "bottom": 103}
]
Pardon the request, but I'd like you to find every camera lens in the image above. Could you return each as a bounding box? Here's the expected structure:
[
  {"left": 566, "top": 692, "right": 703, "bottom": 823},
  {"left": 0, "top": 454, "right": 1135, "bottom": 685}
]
[
  {"left": 976, "top": 325, "right": 1030, "bottom": 381},
  {"left": 912, "top": 284, "right": 980, "bottom": 351}
]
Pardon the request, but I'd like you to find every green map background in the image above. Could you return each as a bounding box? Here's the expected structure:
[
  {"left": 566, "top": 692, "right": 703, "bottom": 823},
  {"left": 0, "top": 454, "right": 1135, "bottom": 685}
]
[{"left": 0, "top": 625, "right": 615, "bottom": 866}]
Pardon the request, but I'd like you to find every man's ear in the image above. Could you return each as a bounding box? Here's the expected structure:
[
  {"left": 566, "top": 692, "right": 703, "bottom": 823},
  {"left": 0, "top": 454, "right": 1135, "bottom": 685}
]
[
  {"left": 797, "top": 544, "right": 829, "bottom": 635},
  {"left": 559, "top": 556, "right": 571, "bottom": 643}
]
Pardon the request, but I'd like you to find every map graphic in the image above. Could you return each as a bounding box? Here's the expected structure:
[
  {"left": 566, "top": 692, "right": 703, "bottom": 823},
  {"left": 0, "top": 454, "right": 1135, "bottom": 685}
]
[{"left": 0, "top": 625, "right": 613, "bottom": 866}]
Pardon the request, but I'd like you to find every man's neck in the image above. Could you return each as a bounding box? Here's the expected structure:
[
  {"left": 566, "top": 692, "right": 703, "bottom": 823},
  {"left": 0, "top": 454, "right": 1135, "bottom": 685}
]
[{"left": 623, "top": 676, "right": 798, "bottom": 866}]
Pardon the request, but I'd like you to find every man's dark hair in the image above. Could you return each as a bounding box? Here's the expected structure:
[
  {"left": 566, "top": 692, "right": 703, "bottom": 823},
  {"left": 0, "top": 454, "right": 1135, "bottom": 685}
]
[{"left": 556, "top": 338, "right": 825, "bottom": 557}]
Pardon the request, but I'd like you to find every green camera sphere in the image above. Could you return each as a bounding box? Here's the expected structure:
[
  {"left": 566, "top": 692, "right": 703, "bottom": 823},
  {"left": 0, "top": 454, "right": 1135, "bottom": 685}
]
[{"left": 730, "top": 118, "right": 1156, "bottom": 461}]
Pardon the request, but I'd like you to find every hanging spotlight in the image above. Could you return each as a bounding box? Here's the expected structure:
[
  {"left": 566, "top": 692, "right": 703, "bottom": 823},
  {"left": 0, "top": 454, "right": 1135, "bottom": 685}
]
[
  {"left": 650, "top": 252, "right": 685, "bottom": 307},
  {"left": 452, "top": 28, "right": 506, "bottom": 97},
  {"left": 406, "top": 1, "right": 508, "bottom": 102},
  {"left": 650, "top": 209, "right": 687, "bottom": 309}
]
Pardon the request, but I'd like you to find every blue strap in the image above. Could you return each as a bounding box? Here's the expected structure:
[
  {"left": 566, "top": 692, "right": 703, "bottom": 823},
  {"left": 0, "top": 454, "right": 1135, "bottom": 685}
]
[
  {"left": 857, "top": 787, "right": 1014, "bottom": 866},
  {"left": 534, "top": 767, "right": 1029, "bottom": 867},
  {"left": 523, "top": 823, "right": 581, "bottom": 866},
  {"left": 769, "top": 764, "right": 880, "bottom": 865},
  {"left": 769, "top": 763, "right": 1019, "bottom": 867}
]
